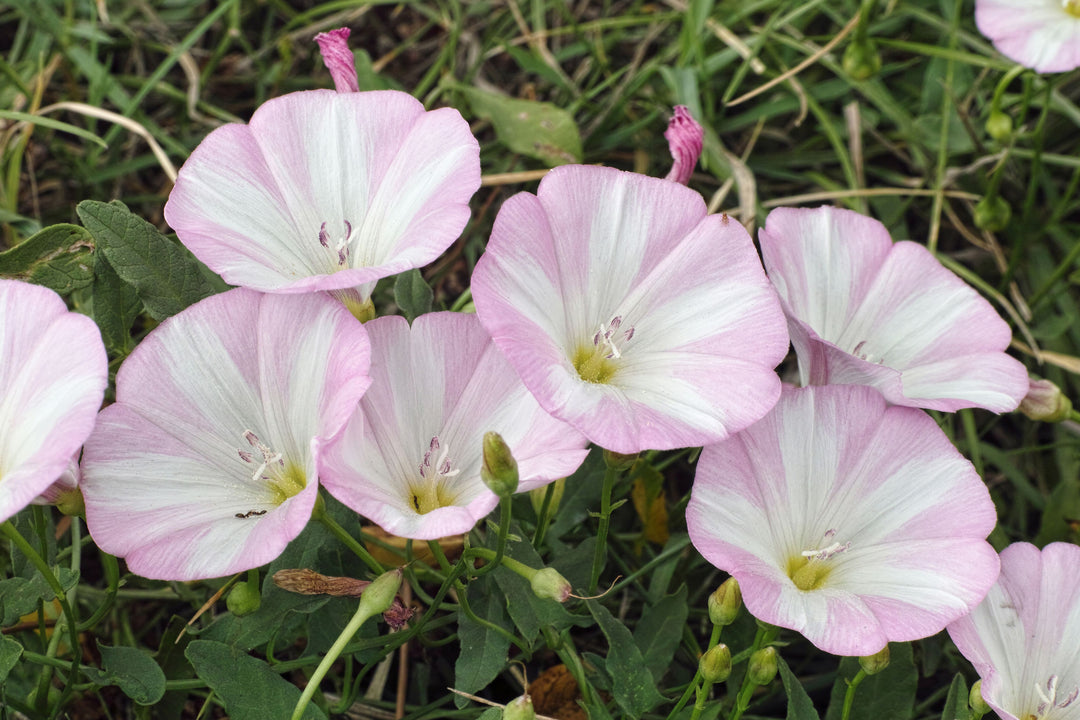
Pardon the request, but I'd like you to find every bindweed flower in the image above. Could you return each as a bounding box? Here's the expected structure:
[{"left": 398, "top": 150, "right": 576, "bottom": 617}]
[
  {"left": 948, "top": 542, "right": 1080, "bottom": 720},
  {"left": 686, "top": 384, "right": 1000, "bottom": 656},
  {"left": 471, "top": 165, "right": 789, "bottom": 454},
  {"left": 975, "top": 0, "right": 1080, "bottom": 73},
  {"left": 0, "top": 279, "right": 107, "bottom": 523},
  {"left": 80, "top": 289, "right": 371, "bottom": 580},
  {"left": 760, "top": 206, "right": 1028, "bottom": 413},
  {"left": 319, "top": 312, "right": 589, "bottom": 540},
  {"left": 164, "top": 85, "right": 480, "bottom": 306}
]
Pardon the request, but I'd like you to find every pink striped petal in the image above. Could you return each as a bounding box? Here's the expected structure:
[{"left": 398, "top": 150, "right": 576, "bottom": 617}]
[
  {"left": 687, "top": 384, "right": 999, "bottom": 656},
  {"left": 976, "top": 0, "right": 1080, "bottom": 73}
]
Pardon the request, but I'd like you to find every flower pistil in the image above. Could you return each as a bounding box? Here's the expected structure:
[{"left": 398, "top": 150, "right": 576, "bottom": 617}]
[
  {"left": 238, "top": 430, "right": 306, "bottom": 507},
  {"left": 573, "top": 316, "right": 635, "bottom": 384},
  {"left": 788, "top": 529, "right": 851, "bottom": 591},
  {"left": 408, "top": 436, "right": 461, "bottom": 514}
]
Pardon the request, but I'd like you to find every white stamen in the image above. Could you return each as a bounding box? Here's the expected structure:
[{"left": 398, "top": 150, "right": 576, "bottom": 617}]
[
  {"left": 317, "top": 219, "right": 355, "bottom": 267},
  {"left": 800, "top": 529, "right": 851, "bottom": 561},
  {"left": 238, "top": 430, "right": 284, "bottom": 483},
  {"left": 592, "top": 315, "right": 635, "bottom": 360}
]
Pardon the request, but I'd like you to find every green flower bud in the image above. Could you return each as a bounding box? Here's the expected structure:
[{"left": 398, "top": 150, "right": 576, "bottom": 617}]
[
  {"left": 361, "top": 568, "right": 404, "bottom": 616},
  {"left": 708, "top": 577, "right": 742, "bottom": 626},
  {"left": 747, "top": 647, "right": 778, "bottom": 687},
  {"left": 699, "top": 643, "right": 732, "bottom": 684},
  {"left": 481, "top": 431, "right": 519, "bottom": 498},
  {"left": 603, "top": 449, "right": 638, "bottom": 470},
  {"left": 503, "top": 694, "right": 536, "bottom": 720},
  {"left": 226, "top": 581, "right": 262, "bottom": 617},
  {"left": 530, "top": 478, "right": 565, "bottom": 517},
  {"left": 842, "top": 39, "right": 881, "bottom": 81},
  {"left": 970, "top": 680, "right": 993, "bottom": 717},
  {"left": 530, "top": 567, "right": 572, "bottom": 603},
  {"left": 1019, "top": 378, "right": 1073, "bottom": 423},
  {"left": 973, "top": 195, "right": 1011, "bottom": 232},
  {"left": 858, "top": 644, "right": 890, "bottom": 675},
  {"left": 985, "top": 110, "right": 1013, "bottom": 142}
]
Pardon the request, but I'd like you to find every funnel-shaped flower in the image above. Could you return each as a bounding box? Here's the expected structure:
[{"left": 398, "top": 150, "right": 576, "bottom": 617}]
[
  {"left": 80, "top": 289, "right": 371, "bottom": 580},
  {"left": 760, "top": 206, "right": 1028, "bottom": 412},
  {"left": 687, "top": 384, "right": 1000, "bottom": 656},
  {"left": 320, "top": 312, "right": 589, "bottom": 540},
  {"left": 976, "top": 0, "right": 1080, "bottom": 73},
  {"left": 163, "top": 89, "right": 480, "bottom": 300},
  {"left": 948, "top": 542, "right": 1080, "bottom": 720},
  {"left": 471, "top": 165, "right": 788, "bottom": 454},
  {"left": 0, "top": 279, "right": 107, "bottom": 522}
]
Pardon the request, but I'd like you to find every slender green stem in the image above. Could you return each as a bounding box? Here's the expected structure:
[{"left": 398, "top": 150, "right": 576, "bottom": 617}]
[
  {"left": 990, "top": 64, "right": 1027, "bottom": 114},
  {"left": 589, "top": 463, "right": 620, "bottom": 595},
  {"left": 314, "top": 502, "right": 384, "bottom": 574},
  {"left": 467, "top": 546, "right": 536, "bottom": 581},
  {"left": 841, "top": 669, "right": 868, "bottom": 720},
  {"left": 473, "top": 495, "right": 512, "bottom": 577},
  {"left": 532, "top": 483, "right": 557, "bottom": 549}
]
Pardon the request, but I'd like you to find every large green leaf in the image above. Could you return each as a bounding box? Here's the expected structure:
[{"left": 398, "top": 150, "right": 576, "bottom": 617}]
[
  {"left": 461, "top": 87, "right": 582, "bottom": 166},
  {"left": 633, "top": 585, "right": 689, "bottom": 683},
  {"left": 0, "top": 223, "right": 95, "bottom": 294},
  {"left": 941, "top": 673, "right": 969, "bottom": 720},
  {"left": 394, "top": 269, "right": 433, "bottom": 323},
  {"left": 825, "top": 643, "right": 917, "bottom": 720},
  {"left": 76, "top": 199, "right": 214, "bottom": 320},
  {"left": 778, "top": 656, "right": 821, "bottom": 720},
  {"left": 489, "top": 528, "right": 581, "bottom": 643},
  {"left": 0, "top": 636, "right": 22, "bottom": 683},
  {"left": 83, "top": 643, "right": 167, "bottom": 705},
  {"left": 91, "top": 251, "right": 142, "bottom": 355},
  {"left": 186, "top": 640, "right": 326, "bottom": 720},
  {"left": 454, "top": 573, "right": 511, "bottom": 707},
  {"left": 587, "top": 600, "right": 665, "bottom": 716}
]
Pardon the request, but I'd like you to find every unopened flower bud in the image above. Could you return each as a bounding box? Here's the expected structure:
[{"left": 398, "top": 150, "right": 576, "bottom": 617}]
[
  {"left": 708, "top": 577, "right": 742, "bottom": 626},
  {"left": 530, "top": 567, "right": 572, "bottom": 603},
  {"left": 985, "top": 110, "right": 1013, "bottom": 142},
  {"left": 314, "top": 27, "right": 360, "bottom": 94},
  {"left": 699, "top": 643, "right": 732, "bottom": 684},
  {"left": 55, "top": 487, "right": 85, "bottom": 517},
  {"left": 970, "top": 680, "right": 993, "bottom": 717},
  {"left": 843, "top": 39, "right": 881, "bottom": 81},
  {"left": 503, "top": 693, "right": 536, "bottom": 720},
  {"left": 1019, "top": 378, "right": 1072, "bottom": 423},
  {"left": 858, "top": 644, "right": 890, "bottom": 675},
  {"left": 603, "top": 449, "right": 637, "bottom": 471},
  {"left": 747, "top": 647, "right": 778, "bottom": 687},
  {"left": 226, "top": 581, "right": 262, "bottom": 617},
  {"left": 664, "top": 106, "right": 704, "bottom": 185},
  {"left": 481, "top": 431, "right": 519, "bottom": 498},
  {"left": 974, "top": 195, "right": 1011, "bottom": 232},
  {"left": 530, "top": 478, "right": 565, "bottom": 517},
  {"left": 361, "top": 568, "right": 404, "bottom": 616}
]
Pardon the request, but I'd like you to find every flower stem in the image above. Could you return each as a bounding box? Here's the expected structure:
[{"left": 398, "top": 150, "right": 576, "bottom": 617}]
[
  {"left": 841, "top": 669, "right": 868, "bottom": 720},
  {"left": 313, "top": 499, "right": 384, "bottom": 574},
  {"left": 532, "top": 483, "right": 557, "bottom": 549},
  {"left": 589, "top": 463, "right": 620, "bottom": 595},
  {"left": 472, "top": 494, "right": 512, "bottom": 577}
]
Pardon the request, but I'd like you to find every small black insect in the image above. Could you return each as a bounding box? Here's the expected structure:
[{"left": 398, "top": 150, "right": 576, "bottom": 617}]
[{"left": 234, "top": 510, "right": 268, "bottom": 519}]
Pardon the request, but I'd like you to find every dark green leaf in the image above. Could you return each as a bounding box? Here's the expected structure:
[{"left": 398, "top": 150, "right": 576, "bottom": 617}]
[
  {"left": 454, "top": 573, "right": 511, "bottom": 708},
  {"left": 394, "top": 269, "right": 433, "bottom": 323},
  {"left": 76, "top": 200, "right": 214, "bottom": 320},
  {"left": 941, "top": 673, "right": 969, "bottom": 720},
  {"left": 587, "top": 600, "right": 665, "bottom": 716},
  {"left": 461, "top": 87, "right": 582, "bottom": 166},
  {"left": 91, "top": 251, "right": 142, "bottom": 355},
  {"left": 0, "top": 636, "right": 22, "bottom": 682},
  {"left": 186, "top": 640, "right": 326, "bottom": 720},
  {"left": 476, "top": 708, "right": 502, "bottom": 720},
  {"left": 0, "top": 223, "right": 95, "bottom": 294},
  {"left": 490, "top": 528, "right": 581, "bottom": 643},
  {"left": 0, "top": 569, "right": 79, "bottom": 626},
  {"left": 778, "top": 656, "right": 821, "bottom": 720},
  {"left": 825, "top": 643, "right": 916, "bottom": 720},
  {"left": 84, "top": 643, "right": 166, "bottom": 705},
  {"left": 633, "top": 585, "right": 688, "bottom": 683}
]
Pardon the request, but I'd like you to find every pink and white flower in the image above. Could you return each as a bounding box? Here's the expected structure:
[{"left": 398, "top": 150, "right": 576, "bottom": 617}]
[
  {"left": 319, "top": 312, "right": 589, "bottom": 540},
  {"left": 0, "top": 279, "right": 107, "bottom": 522},
  {"left": 976, "top": 0, "right": 1080, "bottom": 73},
  {"left": 948, "top": 542, "right": 1080, "bottom": 720},
  {"left": 163, "top": 89, "right": 480, "bottom": 304},
  {"left": 687, "top": 384, "right": 1000, "bottom": 656},
  {"left": 471, "top": 165, "right": 789, "bottom": 454},
  {"left": 80, "top": 289, "right": 370, "bottom": 580},
  {"left": 760, "top": 206, "right": 1029, "bottom": 412}
]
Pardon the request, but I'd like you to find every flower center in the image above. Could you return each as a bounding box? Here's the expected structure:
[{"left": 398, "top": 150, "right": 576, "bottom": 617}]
[
  {"left": 1064, "top": 0, "right": 1080, "bottom": 18},
  {"left": 237, "top": 430, "right": 306, "bottom": 509},
  {"left": 787, "top": 529, "right": 851, "bottom": 591},
  {"left": 407, "top": 436, "right": 461, "bottom": 515},
  {"left": 1031, "top": 675, "right": 1079, "bottom": 720},
  {"left": 318, "top": 219, "right": 356, "bottom": 270},
  {"left": 572, "top": 316, "right": 635, "bottom": 384}
]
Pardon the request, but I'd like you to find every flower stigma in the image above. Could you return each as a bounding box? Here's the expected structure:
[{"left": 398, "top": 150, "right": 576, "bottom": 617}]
[
  {"left": 1031, "top": 675, "right": 1079, "bottom": 720},
  {"left": 572, "top": 316, "right": 635, "bottom": 384},
  {"left": 787, "top": 529, "right": 851, "bottom": 591},
  {"left": 318, "top": 219, "right": 356, "bottom": 270},
  {"left": 238, "top": 430, "right": 306, "bottom": 507},
  {"left": 408, "top": 436, "right": 461, "bottom": 515}
]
